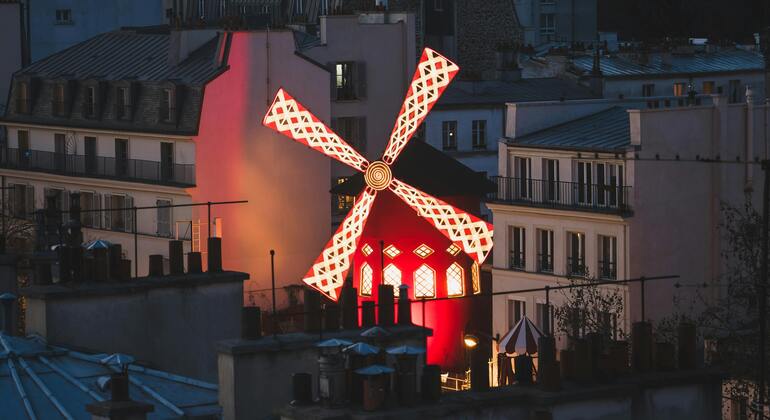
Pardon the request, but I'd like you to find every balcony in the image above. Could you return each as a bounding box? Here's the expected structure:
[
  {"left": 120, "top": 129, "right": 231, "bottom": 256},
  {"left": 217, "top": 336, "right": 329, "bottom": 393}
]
[
  {"left": 0, "top": 148, "right": 195, "bottom": 187},
  {"left": 487, "top": 176, "right": 632, "bottom": 215}
]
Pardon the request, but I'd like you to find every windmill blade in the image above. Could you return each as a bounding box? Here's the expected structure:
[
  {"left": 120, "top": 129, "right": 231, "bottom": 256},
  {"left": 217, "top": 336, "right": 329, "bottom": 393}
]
[
  {"left": 302, "top": 187, "right": 378, "bottom": 301},
  {"left": 389, "top": 179, "right": 493, "bottom": 264},
  {"left": 381, "top": 48, "right": 459, "bottom": 165},
  {"left": 263, "top": 88, "right": 369, "bottom": 172}
]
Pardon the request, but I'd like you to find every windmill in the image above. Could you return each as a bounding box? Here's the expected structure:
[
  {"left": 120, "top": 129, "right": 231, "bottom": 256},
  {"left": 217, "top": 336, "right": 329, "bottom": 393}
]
[{"left": 262, "top": 48, "right": 494, "bottom": 301}]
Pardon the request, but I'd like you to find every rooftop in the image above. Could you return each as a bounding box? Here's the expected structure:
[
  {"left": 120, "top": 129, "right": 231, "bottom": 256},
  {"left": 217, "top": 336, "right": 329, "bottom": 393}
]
[
  {"left": 17, "top": 27, "right": 223, "bottom": 84},
  {"left": 570, "top": 49, "right": 763, "bottom": 78},
  {"left": 507, "top": 106, "right": 631, "bottom": 152},
  {"left": 0, "top": 333, "right": 219, "bottom": 419},
  {"left": 435, "top": 78, "right": 599, "bottom": 108}
]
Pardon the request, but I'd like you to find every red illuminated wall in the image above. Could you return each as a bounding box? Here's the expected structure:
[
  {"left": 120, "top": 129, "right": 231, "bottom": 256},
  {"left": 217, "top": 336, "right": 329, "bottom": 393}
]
[{"left": 353, "top": 190, "right": 491, "bottom": 372}]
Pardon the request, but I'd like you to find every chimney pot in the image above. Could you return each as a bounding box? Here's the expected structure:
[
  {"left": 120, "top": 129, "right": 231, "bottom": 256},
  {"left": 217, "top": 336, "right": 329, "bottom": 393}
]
[
  {"left": 148, "top": 255, "right": 164, "bottom": 277},
  {"left": 361, "top": 301, "right": 376, "bottom": 327},
  {"left": 169, "top": 240, "right": 184, "bottom": 275},
  {"left": 376, "top": 285, "right": 394, "bottom": 326},
  {"left": 397, "top": 285, "right": 411, "bottom": 325},
  {"left": 341, "top": 283, "right": 358, "bottom": 329},
  {"left": 187, "top": 252, "right": 202, "bottom": 273},
  {"left": 241, "top": 306, "right": 262, "bottom": 339},
  {"left": 207, "top": 238, "right": 222, "bottom": 272}
]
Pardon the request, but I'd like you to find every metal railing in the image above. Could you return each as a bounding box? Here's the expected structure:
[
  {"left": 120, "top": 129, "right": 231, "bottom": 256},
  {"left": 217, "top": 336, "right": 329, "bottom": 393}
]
[
  {"left": 0, "top": 148, "right": 195, "bottom": 186},
  {"left": 537, "top": 253, "right": 553, "bottom": 273},
  {"left": 487, "top": 176, "right": 632, "bottom": 214},
  {"left": 566, "top": 256, "right": 587, "bottom": 277},
  {"left": 598, "top": 260, "right": 617, "bottom": 280},
  {"left": 509, "top": 251, "right": 525, "bottom": 270}
]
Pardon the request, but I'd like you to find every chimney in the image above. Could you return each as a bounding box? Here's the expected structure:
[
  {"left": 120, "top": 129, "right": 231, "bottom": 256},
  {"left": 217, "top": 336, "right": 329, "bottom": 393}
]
[
  {"left": 361, "top": 301, "right": 376, "bottom": 327},
  {"left": 86, "top": 373, "right": 154, "bottom": 420},
  {"left": 207, "top": 237, "right": 222, "bottom": 272},
  {"left": 187, "top": 252, "right": 202, "bottom": 273},
  {"left": 377, "top": 285, "right": 394, "bottom": 326},
  {"left": 148, "top": 255, "right": 164, "bottom": 277},
  {"left": 303, "top": 288, "right": 321, "bottom": 333},
  {"left": 0, "top": 292, "right": 16, "bottom": 335},
  {"left": 340, "top": 281, "right": 358, "bottom": 329},
  {"left": 397, "top": 284, "right": 411, "bottom": 325},
  {"left": 588, "top": 48, "right": 604, "bottom": 97},
  {"left": 169, "top": 240, "right": 184, "bottom": 275},
  {"left": 242, "top": 306, "right": 262, "bottom": 339}
]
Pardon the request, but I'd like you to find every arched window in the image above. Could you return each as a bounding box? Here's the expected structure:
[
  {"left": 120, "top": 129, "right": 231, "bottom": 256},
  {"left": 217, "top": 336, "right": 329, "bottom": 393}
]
[
  {"left": 414, "top": 264, "right": 436, "bottom": 298},
  {"left": 360, "top": 262, "right": 373, "bottom": 296},
  {"left": 472, "top": 262, "right": 481, "bottom": 294},
  {"left": 446, "top": 263, "right": 464, "bottom": 297},
  {"left": 383, "top": 264, "right": 402, "bottom": 295}
]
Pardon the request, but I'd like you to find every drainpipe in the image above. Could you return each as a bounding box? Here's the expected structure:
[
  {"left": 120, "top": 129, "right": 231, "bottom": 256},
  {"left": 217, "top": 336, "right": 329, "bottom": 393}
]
[{"left": 747, "top": 86, "right": 755, "bottom": 192}]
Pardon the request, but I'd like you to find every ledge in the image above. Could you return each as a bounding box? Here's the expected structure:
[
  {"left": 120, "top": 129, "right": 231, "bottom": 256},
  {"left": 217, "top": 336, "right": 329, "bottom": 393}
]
[
  {"left": 218, "top": 324, "right": 433, "bottom": 356},
  {"left": 20, "top": 271, "right": 249, "bottom": 300}
]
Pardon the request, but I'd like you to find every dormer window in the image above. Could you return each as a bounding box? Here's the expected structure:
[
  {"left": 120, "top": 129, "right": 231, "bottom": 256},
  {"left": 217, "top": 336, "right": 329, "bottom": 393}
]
[
  {"left": 16, "top": 81, "right": 29, "bottom": 113},
  {"left": 160, "top": 88, "right": 174, "bottom": 122},
  {"left": 116, "top": 86, "right": 131, "bottom": 120},
  {"left": 53, "top": 84, "right": 65, "bottom": 116},
  {"left": 83, "top": 86, "right": 96, "bottom": 118}
]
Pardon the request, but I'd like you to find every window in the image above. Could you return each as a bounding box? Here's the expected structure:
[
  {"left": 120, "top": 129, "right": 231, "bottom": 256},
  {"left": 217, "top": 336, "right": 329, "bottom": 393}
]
[
  {"left": 509, "top": 226, "right": 525, "bottom": 270},
  {"left": 567, "top": 232, "right": 586, "bottom": 276},
  {"left": 84, "top": 136, "right": 97, "bottom": 174},
  {"left": 576, "top": 161, "right": 592, "bottom": 204},
  {"left": 10, "top": 184, "right": 34, "bottom": 219},
  {"left": 673, "top": 82, "right": 687, "bottom": 97},
  {"left": 45, "top": 188, "right": 67, "bottom": 224},
  {"left": 79, "top": 191, "right": 100, "bottom": 228},
  {"left": 383, "top": 245, "right": 401, "bottom": 258},
  {"left": 104, "top": 194, "right": 134, "bottom": 232},
  {"left": 413, "top": 244, "right": 433, "bottom": 258},
  {"left": 471, "top": 262, "right": 480, "bottom": 294},
  {"left": 597, "top": 162, "right": 624, "bottom": 207},
  {"left": 84, "top": 86, "right": 96, "bottom": 118},
  {"left": 414, "top": 264, "right": 436, "bottom": 298},
  {"left": 598, "top": 235, "right": 617, "bottom": 279},
  {"left": 161, "top": 88, "right": 174, "bottom": 121},
  {"left": 471, "top": 120, "right": 487, "bottom": 149},
  {"left": 53, "top": 84, "right": 65, "bottom": 115},
  {"left": 116, "top": 87, "right": 130, "bottom": 120},
  {"left": 446, "top": 263, "right": 464, "bottom": 297},
  {"left": 161, "top": 142, "right": 174, "bottom": 181},
  {"left": 17, "top": 130, "right": 30, "bottom": 167},
  {"left": 539, "top": 13, "right": 555, "bottom": 36},
  {"left": 55, "top": 9, "right": 73, "bottom": 24},
  {"left": 441, "top": 121, "right": 457, "bottom": 150},
  {"left": 543, "top": 158, "right": 559, "bottom": 201},
  {"left": 702, "top": 81, "right": 715, "bottom": 95},
  {"left": 599, "top": 311, "right": 618, "bottom": 339},
  {"left": 360, "top": 263, "right": 373, "bottom": 296},
  {"left": 728, "top": 80, "right": 741, "bottom": 103},
  {"left": 16, "top": 81, "right": 29, "bottom": 113},
  {"left": 115, "top": 139, "right": 129, "bottom": 177},
  {"left": 157, "top": 199, "right": 172, "bottom": 237},
  {"left": 293, "top": 0, "right": 304, "bottom": 15},
  {"left": 507, "top": 299, "right": 526, "bottom": 330},
  {"left": 333, "top": 177, "right": 354, "bottom": 215},
  {"left": 332, "top": 117, "right": 366, "bottom": 152},
  {"left": 334, "top": 62, "right": 355, "bottom": 100},
  {"left": 642, "top": 84, "right": 655, "bottom": 97},
  {"left": 536, "top": 302, "right": 554, "bottom": 333},
  {"left": 54, "top": 133, "right": 66, "bottom": 171},
  {"left": 361, "top": 243, "right": 373, "bottom": 256},
  {"left": 514, "top": 156, "right": 532, "bottom": 199},
  {"left": 537, "top": 229, "right": 554, "bottom": 273},
  {"left": 383, "top": 264, "right": 402, "bottom": 296}
]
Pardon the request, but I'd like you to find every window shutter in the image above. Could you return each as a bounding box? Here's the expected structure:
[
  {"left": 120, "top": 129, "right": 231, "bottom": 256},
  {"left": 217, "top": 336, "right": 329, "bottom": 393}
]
[
  {"left": 357, "top": 117, "right": 367, "bottom": 154},
  {"left": 355, "top": 61, "right": 366, "bottom": 99},
  {"left": 26, "top": 185, "right": 34, "bottom": 219},
  {"left": 125, "top": 196, "right": 134, "bottom": 232},
  {"left": 328, "top": 62, "right": 337, "bottom": 101},
  {"left": 103, "top": 194, "right": 111, "bottom": 230},
  {"left": 94, "top": 193, "right": 102, "bottom": 228}
]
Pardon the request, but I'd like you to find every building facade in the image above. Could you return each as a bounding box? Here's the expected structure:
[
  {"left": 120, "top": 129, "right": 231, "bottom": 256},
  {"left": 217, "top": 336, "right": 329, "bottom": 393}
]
[
  {"left": 0, "top": 0, "right": 22, "bottom": 114},
  {"left": 513, "top": 0, "right": 597, "bottom": 47},
  {"left": 489, "top": 90, "right": 766, "bottom": 339}
]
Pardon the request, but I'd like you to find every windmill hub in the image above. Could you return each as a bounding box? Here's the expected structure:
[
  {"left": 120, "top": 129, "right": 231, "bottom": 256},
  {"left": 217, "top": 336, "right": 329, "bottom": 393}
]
[{"left": 364, "top": 161, "right": 392, "bottom": 191}]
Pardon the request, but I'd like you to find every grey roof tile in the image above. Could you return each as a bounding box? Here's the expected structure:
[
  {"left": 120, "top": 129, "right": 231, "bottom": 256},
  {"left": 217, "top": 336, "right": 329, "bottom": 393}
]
[
  {"left": 510, "top": 106, "right": 630, "bottom": 152},
  {"left": 436, "top": 78, "right": 599, "bottom": 107}
]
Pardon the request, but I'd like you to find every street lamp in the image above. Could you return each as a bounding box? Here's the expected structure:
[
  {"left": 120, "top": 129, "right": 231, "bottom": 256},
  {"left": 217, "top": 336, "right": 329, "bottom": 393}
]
[{"left": 463, "top": 334, "right": 479, "bottom": 348}]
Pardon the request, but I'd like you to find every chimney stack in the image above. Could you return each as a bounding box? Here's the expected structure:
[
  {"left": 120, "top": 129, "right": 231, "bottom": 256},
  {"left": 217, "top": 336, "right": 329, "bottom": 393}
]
[
  {"left": 148, "top": 255, "right": 164, "bottom": 277},
  {"left": 169, "top": 240, "right": 184, "bottom": 275},
  {"left": 377, "top": 285, "right": 394, "bottom": 326},
  {"left": 397, "top": 285, "right": 411, "bottom": 325},
  {"left": 242, "top": 306, "right": 262, "bottom": 339},
  {"left": 86, "top": 372, "right": 154, "bottom": 420},
  {"left": 207, "top": 238, "right": 222, "bottom": 272},
  {"left": 187, "top": 252, "right": 202, "bottom": 273}
]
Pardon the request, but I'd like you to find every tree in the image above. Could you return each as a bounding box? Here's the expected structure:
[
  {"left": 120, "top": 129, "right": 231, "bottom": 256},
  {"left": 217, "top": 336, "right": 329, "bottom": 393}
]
[{"left": 553, "top": 273, "right": 627, "bottom": 345}]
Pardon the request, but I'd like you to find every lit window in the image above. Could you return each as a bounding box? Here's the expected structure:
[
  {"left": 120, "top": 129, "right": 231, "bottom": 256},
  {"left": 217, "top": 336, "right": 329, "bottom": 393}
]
[
  {"left": 471, "top": 262, "right": 480, "bottom": 294},
  {"left": 413, "top": 244, "right": 433, "bottom": 258},
  {"left": 334, "top": 62, "right": 356, "bottom": 100},
  {"left": 383, "top": 244, "right": 401, "bottom": 259},
  {"left": 414, "top": 264, "right": 436, "bottom": 298},
  {"left": 446, "top": 263, "right": 464, "bottom": 297},
  {"left": 360, "top": 262, "right": 373, "bottom": 296},
  {"left": 702, "top": 81, "right": 715, "bottom": 95},
  {"left": 441, "top": 121, "right": 457, "bottom": 150},
  {"left": 673, "top": 82, "right": 687, "bottom": 97},
  {"left": 361, "top": 243, "right": 373, "bottom": 256},
  {"left": 383, "top": 264, "right": 401, "bottom": 295},
  {"left": 446, "top": 243, "right": 461, "bottom": 256}
]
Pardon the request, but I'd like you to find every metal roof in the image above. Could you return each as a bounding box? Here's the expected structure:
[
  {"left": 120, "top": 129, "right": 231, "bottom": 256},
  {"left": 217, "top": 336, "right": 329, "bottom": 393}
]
[
  {"left": 0, "top": 333, "right": 220, "bottom": 419},
  {"left": 18, "top": 27, "right": 223, "bottom": 85},
  {"left": 571, "top": 49, "right": 763, "bottom": 78},
  {"left": 509, "top": 106, "right": 630, "bottom": 152},
  {"left": 436, "top": 78, "right": 599, "bottom": 107}
]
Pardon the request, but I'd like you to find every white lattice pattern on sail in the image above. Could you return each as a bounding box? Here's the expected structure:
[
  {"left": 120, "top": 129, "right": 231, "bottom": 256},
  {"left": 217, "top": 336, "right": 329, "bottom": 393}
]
[
  {"left": 360, "top": 262, "right": 373, "bottom": 296},
  {"left": 389, "top": 179, "right": 493, "bottom": 264},
  {"left": 446, "top": 263, "right": 464, "bottom": 297},
  {"left": 382, "top": 48, "right": 459, "bottom": 165},
  {"left": 263, "top": 89, "right": 370, "bottom": 172},
  {"left": 414, "top": 264, "right": 436, "bottom": 298},
  {"left": 302, "top": 188, "right": 377, "bottom": 299},
  {"left": 383, "top": 264, "right": 402, "bottom": 296}
]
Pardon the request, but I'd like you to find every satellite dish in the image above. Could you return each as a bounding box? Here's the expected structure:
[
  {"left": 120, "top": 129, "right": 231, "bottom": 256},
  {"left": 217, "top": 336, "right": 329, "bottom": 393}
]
[{"left": 65, "top": 131, "right": 77, "bottom": 154}]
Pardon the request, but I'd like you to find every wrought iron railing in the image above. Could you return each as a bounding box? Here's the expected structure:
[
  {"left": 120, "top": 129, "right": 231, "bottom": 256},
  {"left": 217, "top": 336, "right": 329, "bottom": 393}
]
[
  {"left": 537, "top": 253, "right": 553, "bottom": 273},
  {"left": 487, "top": 176, "right": 632, "bottom": 214},
  {"left": 566, "top": 256, "right": 587, "bottom": 277},
  {"left": 0, "top": 148, "right": 195, "bottom": 186},
  {"left": 598, "top": 260, "right": 617, "bottom": 280},
  {"left": 509, "top": 250, "right": 525, "bottom": 270}
]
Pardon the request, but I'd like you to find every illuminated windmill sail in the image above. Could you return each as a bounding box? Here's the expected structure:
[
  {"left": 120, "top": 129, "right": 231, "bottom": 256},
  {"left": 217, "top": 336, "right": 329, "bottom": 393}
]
[{"left": 263, "top": 48, "right": 494, "bottom": 301}]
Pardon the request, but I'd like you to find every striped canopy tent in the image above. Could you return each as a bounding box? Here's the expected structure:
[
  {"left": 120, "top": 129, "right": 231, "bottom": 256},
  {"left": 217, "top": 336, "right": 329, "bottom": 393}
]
[{"left": 498, "top": 316, "right": 543, "bottom": 355}]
